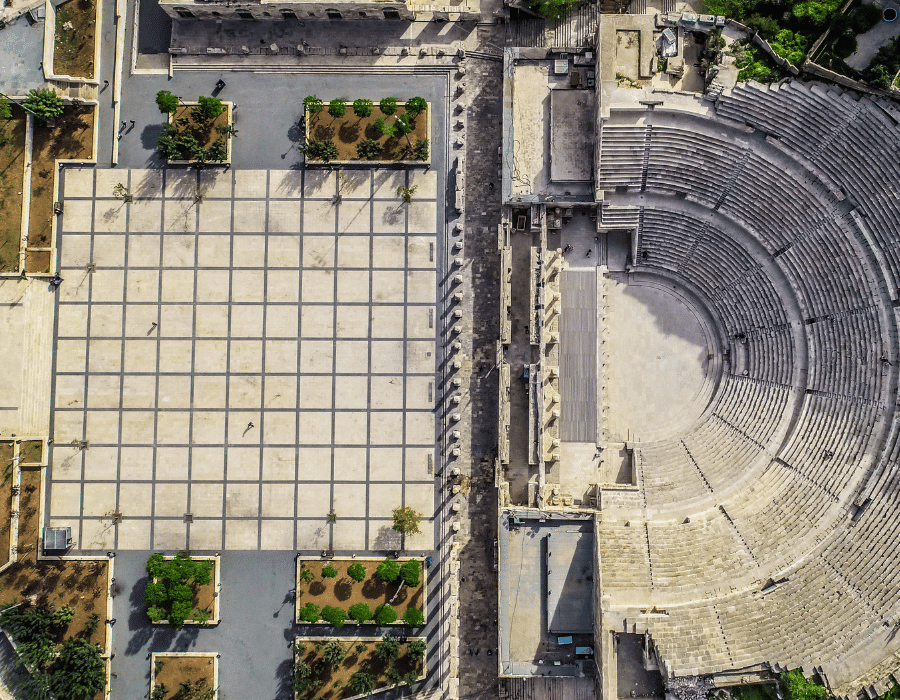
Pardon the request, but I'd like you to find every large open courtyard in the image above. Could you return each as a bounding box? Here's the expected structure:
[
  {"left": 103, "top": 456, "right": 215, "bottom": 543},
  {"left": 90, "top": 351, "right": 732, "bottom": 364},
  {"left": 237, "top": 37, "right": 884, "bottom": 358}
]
[{"left": 49, "top": 165, "right": 439, "bottom": 553}]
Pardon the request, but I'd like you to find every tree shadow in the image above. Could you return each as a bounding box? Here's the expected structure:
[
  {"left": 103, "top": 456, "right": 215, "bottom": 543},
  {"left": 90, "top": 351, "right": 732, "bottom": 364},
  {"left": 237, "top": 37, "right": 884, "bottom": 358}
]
[
  {"left": 334, "top": 578, "right": 353, "bottom": 602},
  {"left": 309, "top": 581, "right": 326, "bottom": 597},
  {"left": 361, "top": 579, "right": 388, "bottom": 601},
  {"left": 338, "top": 121, "right": 361, "bottom": 144},
  {"left": 312, "top": 123, "right": 335, "bottom": 141}
]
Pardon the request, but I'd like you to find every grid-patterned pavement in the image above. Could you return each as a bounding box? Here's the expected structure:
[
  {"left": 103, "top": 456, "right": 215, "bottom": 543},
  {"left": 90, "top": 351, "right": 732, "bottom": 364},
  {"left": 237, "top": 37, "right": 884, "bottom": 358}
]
[{"left": 49, "top": 167, "right": 438, "bottom": 552}]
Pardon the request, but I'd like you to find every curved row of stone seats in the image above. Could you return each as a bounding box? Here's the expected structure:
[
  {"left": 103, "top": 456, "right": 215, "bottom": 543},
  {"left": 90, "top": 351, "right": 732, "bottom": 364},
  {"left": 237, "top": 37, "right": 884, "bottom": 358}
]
[
  {"left": 637, "top": 441, "right": 711, "bottom": 509},
  {"left": 717, "top": 81, "right": 900, "bottom": 292},
  {"left": 597, "top": 519, "right": 652, "bottom": 590},
  {"left": 645, "top": 126, "right": 744, "bottom": 208},
  {"left": 778, "top": 395, "right": 880, "bottom": 497},
  {"left": 641, "top": 602, "right": 735, "bottom": 675},
  {"left": 635, "top": 376, "right": 791, "bottom": 509},
  {"left": 638, "top": 209, "right": 791, "bottom": 336},
  {"left": 743, "top": 327, "right": 794, "bottom": 386},
  {"left": 597, "top": 123, "right": 646, "bottom": 190},
  {"left": 805, "top": 309, "right": 886, "bottom": 402},
  {"left": 646, "top": 517, "right": 754, "bottom": 595},
  {"left": 724, "top": 459, "right": 839, "bottom": 568}
]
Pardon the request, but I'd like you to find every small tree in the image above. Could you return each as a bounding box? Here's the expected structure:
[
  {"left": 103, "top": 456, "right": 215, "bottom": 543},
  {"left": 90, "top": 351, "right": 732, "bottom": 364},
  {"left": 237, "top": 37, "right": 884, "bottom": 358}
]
[
  {"left": 347, "top": 562, "right": 366, "bottom": 582},
  {"left": 206, "top": 139, "right": 228, "bottom": 162},
  {"left": 353, "top": 99, "right": 373, "bottom": 118},
  {"left": 328, "top": 98, "right": 347, "bottom": 118},
  {"left": 375, "top": 559, "right": 400, "bottom": 583},
  {"left": 379, "top": 97, "right": 397, "bottom": 115},
  {"left": 405, "top": 96, "right": 427, "bottom": 118},
  {"left": 402, "top": 671, "right": 419, "bottom": 687},
  {"left": 403, "top": 607, "right": 425, "bottom": 626},
  {"left": 356, "top": 139, "right": 383, "bottom": 160},
  {"left": 151, "top": 685, "right": 168, "bottom": 700},
  {"left": 323, "top": 641, "right": 347, "bottom": 670},
  {"left": 24, "top": 89, "right": 64, "bottom": 126},
  {"left": 321, "top": 605, "right": 347, "bottom": 628},
  {"left": 322, "top": 564, "right": 338, "bottom": 578},
  {"left": 298, "top": 602, "right": 321, "bottom": 623},
  {"left": 299, "top": 567, "right": 315, "bottom": 585},
  {"left": 392, "top": 505, "right": 422, "bottom": 534},
  {"left": 349, "top": 603, "right": 373, "bottom": 623},
  {"left": 304, "top": 95, "right": 324, "bottom": 115},
  {"left": 82, "top": 613, "right": 100, "bottom": 636},
  {"left": 399, "top": 559, "right": 421, "bottom": 587},
  {"left": 348, "top": 672, "right": 377, "bottom": 697},
  {"left": 396, "top": 113, "right": 412, "bottom": 135},
  {"left": 192, "top": 95, "right": 224, "bottom": 123},
  {"left": 407, "top": 639, "right": 427, "bottom": 662},
  {"left": 374, "top": 604, "right": 397, "bottom": 625},
  {"left": 375, "top": 636, "right": 400, "bottom": 663},
  {"left": 0, "top": 97, "right": 11, "bottom": 121},
  {"left": 373, "top": 118, "right": 396, "bottom": 138},
  {"left": 156, "top": 90, "right": 179, "bottom": 114},
  {"left": 293, "top": 662, "right": 315, "bottom": 695}
]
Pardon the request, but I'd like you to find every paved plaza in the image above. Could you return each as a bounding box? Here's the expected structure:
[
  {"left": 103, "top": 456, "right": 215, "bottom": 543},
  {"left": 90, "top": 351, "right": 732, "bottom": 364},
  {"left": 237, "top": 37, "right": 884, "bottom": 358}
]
[{"left": 49, "top": 166, "right": 439, "bottom": 553}]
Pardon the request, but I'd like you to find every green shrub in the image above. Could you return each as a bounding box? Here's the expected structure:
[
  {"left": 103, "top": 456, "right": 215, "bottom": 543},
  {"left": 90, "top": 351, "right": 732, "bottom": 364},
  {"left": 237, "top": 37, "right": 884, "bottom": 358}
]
[
  {"left": 780, "top": 670, "right": 830, "bottom": 700},
  {"left": 407, "top": 639, "right": 427, "bottom": 662},
  {"left": 206, "top": 139, "right": 227, "bottom": 162},
  {"left": 349, "top": 603, "right": 373, "bottom": 622},
  {"left": 403, "top": 608, "right": 425, "bottom": 626},
  {"left": 328, "top": 98, "right": 347, "bottom": 118},
  {"left": 0, "top": 97, "right": 11, "bottom": 120},
  {"left": 769, "top": 28, "right": 809, "bottom": 64},
  {"left": 143, "top": 553, "right": 214, "bottom": 628},
  {"left": 745, "top": 12, "right": 780, "bottom": 37},
  {"left": 373, "top": 118, "right": 395, "bottom": 138},
  {"left": 353, "top": 98, "right": 373, "bottom": 117},
  {"left": 304, "top": 95, "right": 324, "bottom": 114},
  {"left": 851, "top": 3, "right": 883, "bottom": 33},
  {"left": 405, "top": 96, "right": 427, "bottom": 117},
  {"left": 82, "top": 613, "right": 100, "bottom": 636},
  {"left": 155, "top": 90, "right": 179, "bottom": 114},
  {"left": 323, "top": 641, "right": 347, "bottom": 670},
  {"left": 399, "top": 559, "right": 421, "bottom": 587},
  {"left": 321, "top": 605, "right": 347, "bottom": 628},
  {"left": 299, "top": 567, "right": 315, "bottom": 584},
  {"left": 348, "top": 672, "right": 377, "bottom": 697},
  {"left": 298, "top": 602, "right": 321, "bottom": 623},
  {"left": 396, "top": 114, "right": 412, "bottom": 135},
  {"left": 526, "top": 0, "right": 578, "bottom": 19},
  {"left": 49, "top": 638, "right": 106, "bottom": 700},
  {"left": 792, "top": 0, "right": 841, "bottom": 28},
  {"left": 413, "top": 138, "right": 429, "bottom": 161},
  {"left": 379, "top": 96, "right": 397, "bottom": 115},
  {"left": 301, "top": 138, "right": 339, "bottom": 163},
  {"left": 322, "top": 565, "right": 338, "bottom": 578},
  {"left": 374, "top": 604, "right": 397, "bottom": 625},
  {"left": 356, "top": 139, "right": 382, "bottom": 160},
  {"left": 347, "top": 562, "right": 367, "bottom": 582},
  {"left": 169, "top": 601, "right": 192, "bottom": 629},
  {"left": 375, "top": 636, "right": 400, "bottom": 663},
  {"left": 375, "top": 559, "right": 400, "bottom": 583}
]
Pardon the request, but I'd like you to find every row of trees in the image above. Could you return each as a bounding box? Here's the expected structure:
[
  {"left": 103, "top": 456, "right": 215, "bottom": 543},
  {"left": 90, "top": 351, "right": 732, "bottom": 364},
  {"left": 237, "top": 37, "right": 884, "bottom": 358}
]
[
  {"left": 144, "top": 553, "right": 214, "bottom": 629},
  {"left": 303, "top": 95, "right": 427, "bottom": 120},
  {"left": 0, "top": 604, "right": 106, "bottom": 700},
  {"left": 302, "top": 136, "right": 428, "bottom": 163},
  {"left": 298, "top": 600, "right": 424, "bottom": 627}
]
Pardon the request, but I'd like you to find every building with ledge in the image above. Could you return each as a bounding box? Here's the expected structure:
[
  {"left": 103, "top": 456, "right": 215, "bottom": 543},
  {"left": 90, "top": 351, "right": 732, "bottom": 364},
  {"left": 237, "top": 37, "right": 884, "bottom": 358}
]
[{"left": 158, "top": 0, "right": 479, "bottom": 22}]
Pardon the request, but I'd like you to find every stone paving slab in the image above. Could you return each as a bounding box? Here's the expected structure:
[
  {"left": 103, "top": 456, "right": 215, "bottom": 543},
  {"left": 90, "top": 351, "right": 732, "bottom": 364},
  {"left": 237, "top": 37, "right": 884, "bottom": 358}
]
[{"left": 49, "top": 167, "right": 440, "bottom": 552}]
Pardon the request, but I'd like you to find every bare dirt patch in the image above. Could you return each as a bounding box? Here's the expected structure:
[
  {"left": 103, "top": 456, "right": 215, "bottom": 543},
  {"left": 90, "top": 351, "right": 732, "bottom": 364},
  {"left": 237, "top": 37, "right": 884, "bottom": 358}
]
[
  {"left": 296, "top": 560, "right": 423, "bottom": 623},
  {"left": 153, "top": 654, "right": 216, "bottom": 700},
  {"left": 28, "top": 104, "right": 95, "bottom": 270},
  {"left": 294, "top": 638, "right": 424, "bottom": 700},
  {"left": 308, "top": 105, "right": 428, "bottom": 162},
  {"left": 0, "top": 469, "right": 108, "bottom": 651},
  {"left": 0, "top": 109, "right": 27, "bottom": 273},
  {"left": 53, "top": 0, "right": 97, "bottom": 79}
]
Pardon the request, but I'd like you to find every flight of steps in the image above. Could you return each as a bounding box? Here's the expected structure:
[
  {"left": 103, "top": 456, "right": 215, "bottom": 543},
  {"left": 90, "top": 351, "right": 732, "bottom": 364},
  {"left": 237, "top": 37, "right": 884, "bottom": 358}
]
[{"left": 48, "top": 80, "right": 98, "bottom": 102}]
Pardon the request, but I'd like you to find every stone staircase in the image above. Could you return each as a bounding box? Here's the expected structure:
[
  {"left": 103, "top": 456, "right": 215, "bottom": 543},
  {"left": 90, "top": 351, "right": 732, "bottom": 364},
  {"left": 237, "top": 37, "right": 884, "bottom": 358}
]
[{"left": 48, "top": 80, "right": 98, "bottom": 102}]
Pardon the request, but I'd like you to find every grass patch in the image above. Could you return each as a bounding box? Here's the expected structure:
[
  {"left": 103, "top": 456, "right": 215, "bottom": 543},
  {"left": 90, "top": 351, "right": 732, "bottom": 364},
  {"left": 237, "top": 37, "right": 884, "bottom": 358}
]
[
  {"left": 153, "top": 654, "right": 216, "bottom": 700},
  {"left": 296, "top": 560, "right": 424, "bottom": 624},
  {"left": 19, "top": 440, "right": 42, "bottom": 465},
  {"left": 307, "top": 105, "right": 428, "bottom": 162},
  {"left": 0, "top": 109, "right": 27, "bottom": 273},
  {"left": 27, "top": 104, "right": 94, "bottom": 271},
  {"left": 294, "top": 638, "right": 424, "bottom": 700}
]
